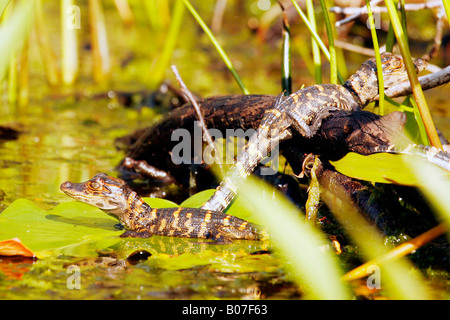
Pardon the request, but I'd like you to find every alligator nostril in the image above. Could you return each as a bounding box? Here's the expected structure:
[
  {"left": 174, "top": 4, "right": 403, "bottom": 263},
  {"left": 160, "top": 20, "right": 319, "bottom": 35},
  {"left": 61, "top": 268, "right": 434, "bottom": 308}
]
[{"left": 60, "top": 181, "right": 72, "bottom": 191}]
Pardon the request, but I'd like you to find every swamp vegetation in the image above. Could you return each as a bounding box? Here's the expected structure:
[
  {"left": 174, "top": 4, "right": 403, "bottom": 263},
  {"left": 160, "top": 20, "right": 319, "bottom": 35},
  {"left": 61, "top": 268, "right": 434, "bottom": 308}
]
[{"left": 0, "top": 0, "right": 449, "bottom": 300}]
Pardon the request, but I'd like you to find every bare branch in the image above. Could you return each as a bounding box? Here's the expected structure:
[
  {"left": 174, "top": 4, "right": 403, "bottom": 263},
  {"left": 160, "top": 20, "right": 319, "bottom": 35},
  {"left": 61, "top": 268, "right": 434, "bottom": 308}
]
[
  {"left": 372, "top": 66, "right": 450, "bottom": 101},
  {"left": 331, "top": 0, "right": 443, "bottom": 27},
  {"left": 171, "top": 65, "right": 223, "bottom": 172}
]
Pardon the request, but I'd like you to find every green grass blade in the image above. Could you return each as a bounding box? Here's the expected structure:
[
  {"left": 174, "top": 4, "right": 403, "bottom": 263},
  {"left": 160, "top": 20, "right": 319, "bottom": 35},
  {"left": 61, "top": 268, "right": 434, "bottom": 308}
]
[
  {"left": 365, "top": 0, "right": 385, "bottom": 115},
  {"left": 0, "top": 0, "right": 34, "bottom": 81},
  {"left": 281, "top": 5, "right": 292, "bottom": 94},
  {"left": 290, "top": 0, "right": 344, "bottom": 84},
  {"left": 183, "top": 0, "right": 249, "bottom": 94},
  {"left": 239, "top": 176, "right": 351, "bottom": 299},
  {"left": 407, "top": 157, "right": 450, "bottom": 228},
  {"left": 0, "top": 0, "right": 11, "bottom": 18},
  {"left": 385, "top": 0, "right": 442, "bottom": 149},
  {"left": 318, "top": 0, "right": 337, "bottom": 84},
  {"left": 444, "top": 0, "right": 450, "bottom": 27},
  {"left": 306, "top": 0, "right": 321, "bottom": 83},
  {"left": 149, "top": 0, "right": 185, "bottom": 89}
]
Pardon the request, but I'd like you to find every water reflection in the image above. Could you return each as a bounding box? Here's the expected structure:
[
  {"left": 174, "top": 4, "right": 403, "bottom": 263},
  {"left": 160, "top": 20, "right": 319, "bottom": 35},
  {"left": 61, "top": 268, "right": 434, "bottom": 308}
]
[{"left": 0, "top": 97, "right": 157, "bottom": 209}]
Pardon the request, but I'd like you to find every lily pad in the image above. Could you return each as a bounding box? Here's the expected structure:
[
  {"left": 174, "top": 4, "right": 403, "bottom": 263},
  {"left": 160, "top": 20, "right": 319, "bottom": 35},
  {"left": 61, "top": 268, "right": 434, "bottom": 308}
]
[
  {"left": 330, "top": 152, "right": 449, "bottom": 186},
  {"left": 0, "top": 197, "right": 178, "bottom": 258},
  {"left": 180, "top": 189, "right": 259, "bottom": 224}
]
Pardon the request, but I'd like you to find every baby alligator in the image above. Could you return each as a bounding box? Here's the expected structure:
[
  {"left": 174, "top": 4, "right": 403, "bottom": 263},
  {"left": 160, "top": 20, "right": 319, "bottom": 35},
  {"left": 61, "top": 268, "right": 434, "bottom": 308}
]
[
  {"left": 201, "top": 52, "right": 428, "bottom": 213},
  {"left": 60, "top": 173, "right": 266, "bottom": 243}
]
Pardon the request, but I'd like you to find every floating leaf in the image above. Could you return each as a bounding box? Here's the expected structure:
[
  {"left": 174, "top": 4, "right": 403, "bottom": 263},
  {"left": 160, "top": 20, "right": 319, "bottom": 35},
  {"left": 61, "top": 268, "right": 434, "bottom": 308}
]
[
  {"left": 0, "top": 237, "right": 35, "bottom": 257},
  {"left": 330, "top": 152, "right": 449, "bottom": 186},
  {"left": 0, "top": 197, "right": 180, "bottom": 258},
  {"left": 179, "top": 189, "right": 258, "bottom": 224}
]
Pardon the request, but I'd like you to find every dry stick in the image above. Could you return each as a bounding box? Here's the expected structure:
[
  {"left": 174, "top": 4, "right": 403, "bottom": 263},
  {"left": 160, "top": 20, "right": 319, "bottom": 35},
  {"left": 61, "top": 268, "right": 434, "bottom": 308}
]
[
  {"left": 171, "top": 65, "right": 223, "bottom": 173},
  {"left": 342, "top": 223, "right": 446, "bottom": 281},
  {"left": 331, "top": 0, "right": 442, "bottom": 22},
  {"left": 332, "top": 0, "right": 383, "bottom": 27},
  {"left": 380, "top": 66, "right": 450, "bottom": 100}
]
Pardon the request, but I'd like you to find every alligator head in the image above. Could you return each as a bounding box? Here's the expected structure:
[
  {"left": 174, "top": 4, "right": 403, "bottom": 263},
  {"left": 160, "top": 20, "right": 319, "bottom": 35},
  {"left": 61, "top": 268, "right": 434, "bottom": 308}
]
[
  {"left": 60, "top": 173, "right": 135, "bottom": 218},
  {"left": 344, "top": 52, "right": 428, "bottom": 106}
]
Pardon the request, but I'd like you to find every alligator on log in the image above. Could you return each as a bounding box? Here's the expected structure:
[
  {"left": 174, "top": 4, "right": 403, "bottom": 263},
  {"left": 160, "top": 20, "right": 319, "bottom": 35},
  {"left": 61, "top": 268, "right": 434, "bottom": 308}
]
[{"left": 115, "top": 93, "right": 448, "bottom": 234}]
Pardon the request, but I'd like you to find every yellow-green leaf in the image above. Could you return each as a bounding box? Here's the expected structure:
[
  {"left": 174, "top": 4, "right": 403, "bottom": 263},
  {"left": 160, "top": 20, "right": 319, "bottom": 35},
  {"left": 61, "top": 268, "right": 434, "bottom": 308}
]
[{"left": 330, "top": 152, "right": 449, "bottom": 186}]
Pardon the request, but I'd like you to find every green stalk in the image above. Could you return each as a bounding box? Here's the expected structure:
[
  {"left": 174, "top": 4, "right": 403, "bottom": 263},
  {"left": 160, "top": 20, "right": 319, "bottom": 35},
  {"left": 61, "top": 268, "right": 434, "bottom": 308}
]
[
  {"left": 149, "top": 0, "right": 184, "bottom": 89},
  {"left": 239, "top": 176, "right": 351, "bottom": 299},
  {"left": 280, "top": 4, "right": 292, "bottom": 95},
  {"left": 145, "top": 0, "right": 161, "bottom": 30},
  {"left": 18, "top": 39, "right": 29, "bottom": 107},
  {"left": 35, "top": 0, "right": 59, "bottom": 86},
  {"left": 0, "top": 0, "right": 35, "bottom": 82},
  {"left": 0, "top": 0, "right": 11, "bottom": 18},
  {"left": 290, "top": 0, "right": 344, "bottom": 84},
  {"left": 305, "top": 0, "right": 321, "bottom": 84},
  {"left": 365, "top": 0, "right": 384, "bottom": 115},
  {"left": 385, "top": 21, "right": 395, "bottom": 52},
  {"left": 318, "top": 0, "right": 337, "bottom": 84},
  {"left": 444, "top": 0, "right": 450, "bottom": 26},
  {"left": 183, "top": 0, "right": 249, "bottom": 94},
  {"left": 385, "top": 0, "right": 442, "bottom": 149},
  {"left": 8, "top": 54, "right": 17, "bottom": 104}
]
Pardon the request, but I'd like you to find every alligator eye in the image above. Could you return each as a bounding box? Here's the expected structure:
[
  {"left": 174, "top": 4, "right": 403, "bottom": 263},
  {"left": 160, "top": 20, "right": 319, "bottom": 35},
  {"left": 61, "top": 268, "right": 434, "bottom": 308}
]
[
  {"left": 392, "top": 60, "right": 402, "bottom": 68},
  {"left": 89, "top": 181, "right": 101, "bottom": 189}
]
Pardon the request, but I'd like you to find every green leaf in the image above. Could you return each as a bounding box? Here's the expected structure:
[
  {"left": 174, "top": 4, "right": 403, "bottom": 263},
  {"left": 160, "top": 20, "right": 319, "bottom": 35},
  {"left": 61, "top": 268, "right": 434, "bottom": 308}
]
[
  {"left": 0, "top": 197, "right": 180, "bottom": 258},
  {"left": 179, "top": 189, "right": 258, "bottom": 224},
  {"left": 239, "top": 175, "right": 351, "bottom": 299},
  {"left": 0, "top": 199, "right": 119, "bottom": 258},
  {"left": 142, "top": 197, "right": 178, "bottom": 208},
  {"left": 330, "top": 152, "right": 449, "bottom": 186}
]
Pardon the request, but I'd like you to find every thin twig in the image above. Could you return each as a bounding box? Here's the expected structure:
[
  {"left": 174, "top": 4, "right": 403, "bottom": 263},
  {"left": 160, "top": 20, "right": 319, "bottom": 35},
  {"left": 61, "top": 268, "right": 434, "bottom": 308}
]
[
  {"left": 171, "top": 65, "right": 223, "bottom": 173},
  {"left": 374, "top": 65, "right": 450, "bottom": 101},
  {"left": 331, "top": 0, "right": 442, "bottom": 15},
  {"left": 332, "top": 0, "right": 383, "bottom": 27}
]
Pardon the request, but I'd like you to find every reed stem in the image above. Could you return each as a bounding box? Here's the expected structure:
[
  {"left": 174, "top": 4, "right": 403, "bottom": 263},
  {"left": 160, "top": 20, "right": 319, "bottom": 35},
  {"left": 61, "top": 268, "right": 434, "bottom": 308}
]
[
  {"left": 318, "top": 0, "right": 337, "bottom": 84},
  {"left": 290, "top": 0, "right": 344, "bottom": 84},
  {"left": 365, "top": 0, "right": 384, "bottom": 115},
  {"left": 280, "top": 3, "right": 292, "bottom": 94},
  {"left": 305, "top": 0, "right": 321, "bottom": 84},
  {"left": 149, "top": 0, "right": 184, "bottom": 89},
  {"left": 183, "top": 0, "right": 249, "bottom": 94},
  {"left": 61, "top": 0, "right": 79, "bottom": 85},
  {"left": 89, "top": 0, "right": 110, "bottom": 84},
  {"left": 35, "top": 0, "right": 59, "bottom": 86},
  {"left": 385, "top": 0, "right": 442, "bottom": 149}
]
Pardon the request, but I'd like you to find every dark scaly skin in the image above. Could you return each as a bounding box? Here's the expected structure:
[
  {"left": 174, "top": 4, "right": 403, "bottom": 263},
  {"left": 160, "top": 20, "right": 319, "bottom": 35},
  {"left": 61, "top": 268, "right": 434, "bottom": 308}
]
[
  {"left": 201, "top": 52, "right": 428, "bottom": 212},
  {"left": 60, "top": 173, "right": 267, "bottom": 243}
]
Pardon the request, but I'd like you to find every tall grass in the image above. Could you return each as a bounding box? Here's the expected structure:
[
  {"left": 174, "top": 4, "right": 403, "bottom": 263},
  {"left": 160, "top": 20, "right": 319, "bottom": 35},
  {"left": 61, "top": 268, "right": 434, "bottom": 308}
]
[
  {"left": 290, "top": 0, "right": 344, "bottom": 84},
  {"left": 61, "top": 0, "right": 78, "bottom": 85},
  {"left": 149, "top": 0, "right": 185, "bottom": 89},
  {"left": 0, "top": 0, "right": 34, "bottom": 81},
  {"left": 239, "top": 175, "right": 351, "bottom": 299},
  {"left": 183, "top": 0, "right": 249, "bottom": 94},
  {"left": 385, "top": 0, "right": 442, "bottom": 149},
  {"left": 365, "top": 0, "right": 385, "bottom": 115},
  {"left": 89, "top": 0, "right": 110, "bottom": 84}
]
